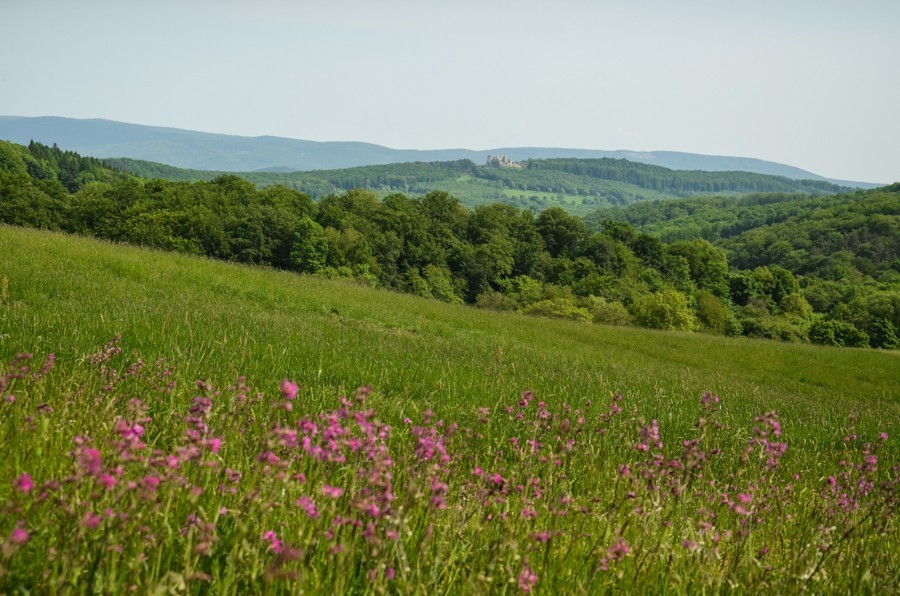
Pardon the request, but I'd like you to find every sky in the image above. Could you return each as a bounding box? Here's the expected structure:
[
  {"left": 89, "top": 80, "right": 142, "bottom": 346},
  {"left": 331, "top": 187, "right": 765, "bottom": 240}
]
[{"left": 1, "top": 0, "right": 898, "bottom": 183}]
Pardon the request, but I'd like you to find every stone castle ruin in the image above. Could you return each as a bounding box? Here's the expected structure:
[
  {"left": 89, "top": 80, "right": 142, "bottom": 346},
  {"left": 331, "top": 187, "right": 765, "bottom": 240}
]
[{"left": 485, "top": 154, "right": 522, "bottom": 169}]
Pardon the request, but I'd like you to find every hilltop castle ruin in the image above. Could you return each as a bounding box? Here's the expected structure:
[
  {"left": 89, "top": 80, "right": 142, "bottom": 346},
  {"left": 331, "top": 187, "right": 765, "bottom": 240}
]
[{"left": 485, "top": 154, "right": 522, "bottom": 169}]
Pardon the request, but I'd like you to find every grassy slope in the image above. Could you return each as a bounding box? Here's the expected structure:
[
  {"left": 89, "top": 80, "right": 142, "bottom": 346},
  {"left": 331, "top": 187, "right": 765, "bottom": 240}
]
[
  {"left": 2, "top": 225, "right": 899, "bottom": 592},
  {"left": 2, "top": 224, "right": 897, "bottom": 457}
]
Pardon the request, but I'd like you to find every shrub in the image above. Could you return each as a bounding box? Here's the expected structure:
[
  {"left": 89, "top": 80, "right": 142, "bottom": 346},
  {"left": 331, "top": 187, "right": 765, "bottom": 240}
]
[
  {"left": 870, "top": 317, "right": 899, "bottom": 349},
  {"left": 422, "top": 264, "right": 462, "bottom": 304},
  {"left": 780, "top": 293, "right": 814, "bottom": 319},
  {"left": 809, "top": 318, "right": 870, "bottom": 348},
  {"left": 475, "top": 290, "right": 515, "bottom": 311},
  {"left": 589, "top": 297, "right": 633, "bottom": 326},
  {"left": 695, "top": 290, "right": 728, "bottom": 334},
  {"left": 405, "top": 269, "right": 432, "bottom": 299},
  {"left": 631, "top": 289, "right": 698, "bottom": 331}
]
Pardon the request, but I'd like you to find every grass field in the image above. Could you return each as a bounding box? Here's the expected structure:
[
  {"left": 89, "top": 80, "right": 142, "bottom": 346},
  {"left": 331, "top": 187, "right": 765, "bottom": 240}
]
[{"left": 1, "top": 225, "right": 898, "bottom": 592}]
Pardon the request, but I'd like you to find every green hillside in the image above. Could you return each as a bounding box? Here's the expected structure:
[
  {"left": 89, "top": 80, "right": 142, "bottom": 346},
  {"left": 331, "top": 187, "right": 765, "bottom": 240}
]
[
  {"left": 108, "top": 155, "right": 851, "bottom": 216},
  {"left": 1, "top": 226, "right": 898, "bottom": 592}
]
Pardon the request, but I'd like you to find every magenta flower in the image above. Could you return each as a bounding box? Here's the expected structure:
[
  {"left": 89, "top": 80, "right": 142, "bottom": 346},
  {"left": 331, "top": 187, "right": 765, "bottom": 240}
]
[
  {"left": 517, "top": 563, "right": 538, "bottom": 592},
  {"left": 81, "top": 512, "right": 101, "bottom": 530},
  {"left": 9, "top": 525, "right": 29, "bottom": 546},
  {"left": 13, "top": 473, "right": 33, "bottom": 494},
  {"left": 322, "top": 485, "right": 344, "bottom": 499},
  {"left": 78, "top": 447, "right": 104, "bottom": 477},
  {"left": 296, "top": 495, "right": 319, "bottom": 518},
  {"left": 279, "top": 379, "right": 298, "bottom": 400},
  {"left": 207, "top": 437, "right": 222, "bottom": 454},
  {"left": 262, "top": 530, "right": 284, "bottom": 554}
]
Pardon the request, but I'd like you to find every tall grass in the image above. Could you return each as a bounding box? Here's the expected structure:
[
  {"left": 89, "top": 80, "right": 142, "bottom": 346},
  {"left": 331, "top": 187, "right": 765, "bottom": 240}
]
[{"left": 1, "top": 225, "right": 898, "bottom": 592}]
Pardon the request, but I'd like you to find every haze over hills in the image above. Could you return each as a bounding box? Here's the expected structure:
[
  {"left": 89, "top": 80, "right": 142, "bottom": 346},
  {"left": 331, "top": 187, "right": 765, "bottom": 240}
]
[{"left": 0, "top": 116, "right": 879, "bottom": 188}]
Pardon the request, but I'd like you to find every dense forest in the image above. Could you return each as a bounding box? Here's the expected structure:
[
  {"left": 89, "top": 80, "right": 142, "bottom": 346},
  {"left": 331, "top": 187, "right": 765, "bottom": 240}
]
[
  {"left": 2, "top": 140, "right": 897, "bottom": 348},
  {"left": 586, "top": 191, "right": 900, "bottom": 344},
  {"left": 107, "top": 155, "right": 853, "bottom": 217}
]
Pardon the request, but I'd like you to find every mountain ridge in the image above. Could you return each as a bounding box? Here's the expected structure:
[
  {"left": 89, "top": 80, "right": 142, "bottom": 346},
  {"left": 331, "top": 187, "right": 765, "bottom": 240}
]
[{"left": 0, "top": 115, "right": 880, "bottom": 188}]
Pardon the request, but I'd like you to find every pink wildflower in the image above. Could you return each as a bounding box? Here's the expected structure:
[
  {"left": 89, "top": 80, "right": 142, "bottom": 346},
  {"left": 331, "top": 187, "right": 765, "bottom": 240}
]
[
  {"left": 322, "top": 485, "right": 344, "bottom": 499},
  {"left": 13, "top": 473, "right": 33, "bottom": 494},
  {"left": 81, "top": 512, "right": 101, "bottom": 530},
  {"left": 78, "top": 447, "right": 104, "bottom": 477},
  {"left": 36, "top": 353, "right": 55, "bottom": 377},
  {"left": 207, "top": 437, "right": 222, "bottom": 454},
  {"left": 279, "top": 379, "right": 298, "bottom": 400},
  {"left": 517, "top": 563, "right": 538, "bottom": 593},
  {"left": 262, "top": 530, "right": 284, "bottom": 553},
  {"left": 296, "top": 495, "right": 319, "bottom": 518},
  {"left": 9, "top": 525, "right": 29, "bottom": 545}
]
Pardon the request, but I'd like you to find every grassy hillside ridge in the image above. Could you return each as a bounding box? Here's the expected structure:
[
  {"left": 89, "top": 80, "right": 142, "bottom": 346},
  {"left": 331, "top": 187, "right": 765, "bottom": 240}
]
[
  {"left": 1, "top": 115, "right": 880, "bottom": 187},
  {"left": 107, "top": 155, "right": 851, "bottom": 216},
  {"left": 1, "top": 226, "right": 897, "bottom": 592},
  {"left": 1, "top": 225, "right": 896, "bottom": 443}
]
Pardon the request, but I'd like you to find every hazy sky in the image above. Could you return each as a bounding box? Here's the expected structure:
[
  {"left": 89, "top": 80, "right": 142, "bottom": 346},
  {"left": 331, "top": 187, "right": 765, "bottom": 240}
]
[{"left": 2, "top": 0, "right": 898, "bottom": 182}]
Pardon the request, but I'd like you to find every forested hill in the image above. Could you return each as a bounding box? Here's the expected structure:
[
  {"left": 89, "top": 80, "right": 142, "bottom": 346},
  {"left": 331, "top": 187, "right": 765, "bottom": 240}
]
[
  {"left": 0, "top": 115, "right": 879, "bottom": 187},
  {"left": 586, "top": 188, "right": 900, "bottom": 336},
  {"left": 584, "top": 189, "right": 899, "bottom": 278},
  {"left": 2, "top": 139, "right": 897, "bottom": 349},
  {"left": 108, "top": 155, "right": 851, "bottom": 216}
]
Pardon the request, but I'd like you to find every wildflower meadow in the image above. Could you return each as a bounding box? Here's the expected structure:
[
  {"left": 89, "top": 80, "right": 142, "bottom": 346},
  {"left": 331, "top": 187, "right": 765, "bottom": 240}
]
[{"left": 1, "top": 226, "right": 898, "bottom": 592}]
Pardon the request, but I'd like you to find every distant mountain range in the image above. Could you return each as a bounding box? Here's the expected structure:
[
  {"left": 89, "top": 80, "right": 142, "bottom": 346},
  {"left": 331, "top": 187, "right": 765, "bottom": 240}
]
[{"left": 0, "top": 115, "right": 879, "bottom": 188}]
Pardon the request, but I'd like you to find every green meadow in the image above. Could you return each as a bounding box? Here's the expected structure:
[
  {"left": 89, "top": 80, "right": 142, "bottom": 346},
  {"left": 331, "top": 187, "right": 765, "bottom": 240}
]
[
  {"left": 2, "top": 225, "right": 896, "bottom": 437},
  {"left": 1, "top": 224, "right": 898, "bottom": 592}
]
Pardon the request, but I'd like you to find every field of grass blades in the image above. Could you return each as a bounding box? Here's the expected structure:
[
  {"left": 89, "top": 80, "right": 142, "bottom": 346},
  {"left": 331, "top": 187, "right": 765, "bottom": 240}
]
[{"left": 1, "top": 225, "right": 897, "bottom": 592}]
